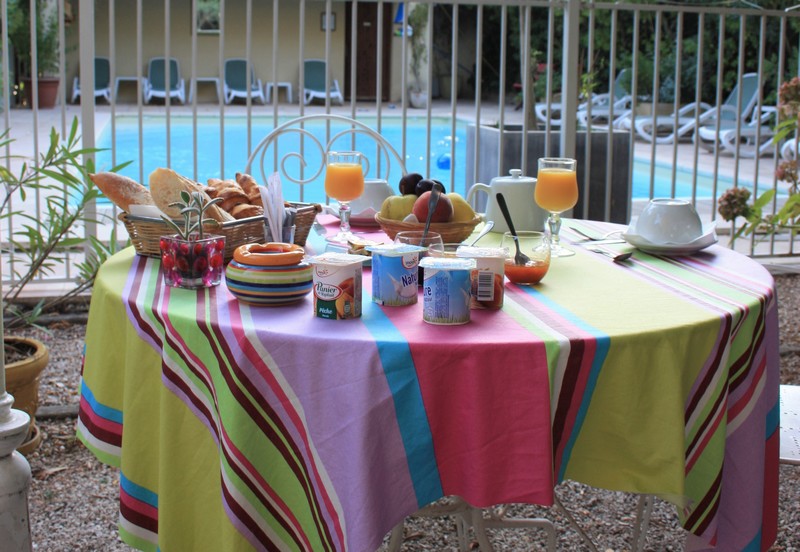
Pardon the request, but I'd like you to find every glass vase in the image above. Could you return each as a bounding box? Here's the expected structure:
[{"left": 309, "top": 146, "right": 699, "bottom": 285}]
[{"left": 159, "top": 234, "right": 226, "bottom": 289}]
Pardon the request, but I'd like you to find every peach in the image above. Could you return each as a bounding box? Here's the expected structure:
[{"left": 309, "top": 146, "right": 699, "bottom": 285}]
[{"left": 412, "top": 191, "right": 453, "bottom": 223}]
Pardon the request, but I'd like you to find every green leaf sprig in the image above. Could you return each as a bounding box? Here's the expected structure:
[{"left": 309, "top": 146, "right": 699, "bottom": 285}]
[{"left": 161, "top": 190, "right": 222, "bottom": 241}]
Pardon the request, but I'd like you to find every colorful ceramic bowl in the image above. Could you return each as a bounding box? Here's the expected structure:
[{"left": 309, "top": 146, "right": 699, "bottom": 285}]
[{"left": 225, "top": 259, "right": 313, "bottom": 306}]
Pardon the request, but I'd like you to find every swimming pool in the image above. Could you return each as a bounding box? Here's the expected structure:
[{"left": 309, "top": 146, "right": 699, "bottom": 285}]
[
  {"left": 95, "top": 115, "right": 736, "bottom": 205},
  {"left": 95, "top": 115, "right": 465, "bottom": 205}
]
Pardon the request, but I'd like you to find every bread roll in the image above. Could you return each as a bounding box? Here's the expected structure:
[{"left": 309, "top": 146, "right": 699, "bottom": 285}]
[
  {"left": 90, "top": 172, "right": 154, "bottom": 211},
  {"left": 149, "top": 168, "right": 235, "bottom": 222}
]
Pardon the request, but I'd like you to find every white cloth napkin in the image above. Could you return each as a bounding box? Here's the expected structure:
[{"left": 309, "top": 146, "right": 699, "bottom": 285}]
[{"left": 260, "top": 172, "right": 285, "bottom": 242}]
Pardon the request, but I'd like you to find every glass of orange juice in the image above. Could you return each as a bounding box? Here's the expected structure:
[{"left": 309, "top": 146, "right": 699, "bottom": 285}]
[
  {"left": 534, "top": 157, "right": 578, "bottom": 257},
  {"left": 325, "top": 151, "right": 365, "bottom": 243}
]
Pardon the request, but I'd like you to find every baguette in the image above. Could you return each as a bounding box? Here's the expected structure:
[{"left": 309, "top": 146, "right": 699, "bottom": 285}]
[
  {"left": 149, "top": 168, "right": 235, "bottom": 222},
  {"left": 89, "top": 172, "right": 155, "bottom": 212}
]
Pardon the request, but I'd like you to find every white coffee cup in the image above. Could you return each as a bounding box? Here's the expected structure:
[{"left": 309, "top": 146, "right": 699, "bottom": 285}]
[{"left": 634, "top": 199, "right": 703, "bottom": 244}]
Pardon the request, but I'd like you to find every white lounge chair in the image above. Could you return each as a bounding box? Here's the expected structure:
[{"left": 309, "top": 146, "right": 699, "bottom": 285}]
[
  {"left": 535, "top": 69, "right": 632, "bottom": 129},
  {"left": 781, "top": 138, "right": 798, "bottom": 161},
  {"left": 143, "top": 57, "right": 186, "bottom": 104},
  {"left": 695, "top": 106, "right": 778, "bottom": 158},
  {"left": 71, "top": 57, "right": 112, "bottom": 104},
  {"left": 223, "top": 58, "right": 265, "bottom": 105},
  {"left": 302, "top": 59, "right": 344, "bottom": 105},
  {"left": 624, "top": 73, "right": 760, "bottom": 144},
  {"left": 576, "top": 69, "right": 634, "bottom": 128}
]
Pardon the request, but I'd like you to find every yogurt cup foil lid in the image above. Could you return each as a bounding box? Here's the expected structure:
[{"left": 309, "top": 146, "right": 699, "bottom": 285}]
[
  {"left": 455, "top": 246, "right": 507, "bottom": 259},
  {"left": 419, "top": 257, "right": 476, "bottom": 270},
  {"left": 309, "top": 252, "right": 368, "bottom": 266},
  {"left": 366, "top": 243, "right": 426, "bottom": 256}
]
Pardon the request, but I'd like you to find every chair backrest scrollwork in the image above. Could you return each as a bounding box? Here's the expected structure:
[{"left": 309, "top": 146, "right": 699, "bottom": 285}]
[{"left": 245, "top": 114, "right": 407, "bottom": 202}]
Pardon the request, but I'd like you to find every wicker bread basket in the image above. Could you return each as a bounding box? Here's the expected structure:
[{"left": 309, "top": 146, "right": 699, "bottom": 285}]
[
  {"left": 374, "top": 214, "right": 483, "bottom": 243},
  {"left": 120, "top": 202, "right": 321, "bottom": 261}
]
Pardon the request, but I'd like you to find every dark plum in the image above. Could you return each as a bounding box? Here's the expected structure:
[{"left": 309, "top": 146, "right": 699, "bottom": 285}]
[
  {"left": 414, "top": 178, "right": 446, "bottom": 196},
  {"left": 398, "top": 172, "right": 424, "bottom": 195}
]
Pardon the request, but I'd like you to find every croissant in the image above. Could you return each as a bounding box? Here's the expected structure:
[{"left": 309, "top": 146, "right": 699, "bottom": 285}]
[
  {"left": 235, "top": 173, "right": 260, "bottom": 197},
  {"left": 247, "top": 191, "right": 263, "bottom": 206},
  {"left": 230, "top": 203, "right": 264, "bottom": 219}
]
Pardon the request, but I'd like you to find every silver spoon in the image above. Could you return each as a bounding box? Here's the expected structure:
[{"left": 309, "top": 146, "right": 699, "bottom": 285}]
[
  {"left": 421, "top": 188, "right": 440, "bottom": 242},
  {"left": 587, "top": 246, "right": 633, "bottom": 263},
  {"left": 495, "top": 193, "right": 530, "bottom": 266},
  {"left": 572, "top": 227, "right": 622, "bottom": 241},
  {"left": 468, "top": 220, "right": 495, "bottom": 246}
]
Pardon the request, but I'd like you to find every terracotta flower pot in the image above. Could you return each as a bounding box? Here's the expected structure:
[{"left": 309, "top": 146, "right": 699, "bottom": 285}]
[
  {"left": 4, "top": 336, "right": 49, "bottom": 455},
  {"left": 22, "top": 77, "right": 60, "bottom": 109}
]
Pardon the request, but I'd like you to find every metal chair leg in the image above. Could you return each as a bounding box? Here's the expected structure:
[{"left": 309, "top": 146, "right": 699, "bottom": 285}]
[
  {"left": 553, "top": 494, "right": 600, "bottom": 552},
  {"left": 386, "top": 522, "right": 404, "bottom": 552},
  {"left": 480, "top": 505, "right": 558, "bottom": 552},
  {"left": 632, "top": 494, "right": 654, "bottom": 552},
  {"left": 469, "top": 507, "right": 496, "bottom": 552}
]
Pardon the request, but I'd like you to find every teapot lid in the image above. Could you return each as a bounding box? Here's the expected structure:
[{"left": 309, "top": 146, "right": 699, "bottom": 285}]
[{"left": 492, "top": 168, "right": 535, "bottom": 184}]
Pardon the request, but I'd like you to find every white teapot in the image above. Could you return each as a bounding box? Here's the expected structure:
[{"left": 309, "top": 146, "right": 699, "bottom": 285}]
[
  {"left": 467, "top": 169, "right": 546, "bottom": 233},
  {"left": 349, "top": 178, "right": 394, "bottom": 215}
]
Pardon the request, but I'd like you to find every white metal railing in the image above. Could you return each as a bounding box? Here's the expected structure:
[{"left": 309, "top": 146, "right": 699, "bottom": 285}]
[{"left": 2, "top": 0, "right": 800, "bottom": 291}]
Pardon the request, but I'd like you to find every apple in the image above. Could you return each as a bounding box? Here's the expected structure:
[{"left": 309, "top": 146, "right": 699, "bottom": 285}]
[
  {"left": 380, "top": 194, "right": 418, "bottom": 220},
  {"left": 398, "top": 173, "right": 424, "bottom": 195},
  {"left": 412, "top": 191, "right": 454, "bottom": 223}
]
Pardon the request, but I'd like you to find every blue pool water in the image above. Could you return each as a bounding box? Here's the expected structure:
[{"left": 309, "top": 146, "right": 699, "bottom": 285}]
[
  {"left": 95, "top": 115, "right": 732, "bottom": 205},
  {"left": 95, "top": 115, "right": 465, "bottom": 205}
]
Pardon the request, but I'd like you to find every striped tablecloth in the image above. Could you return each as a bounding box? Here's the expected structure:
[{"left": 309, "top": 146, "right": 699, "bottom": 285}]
[{"left": 77, "top": 219, "right": 779, "bottom": 552}]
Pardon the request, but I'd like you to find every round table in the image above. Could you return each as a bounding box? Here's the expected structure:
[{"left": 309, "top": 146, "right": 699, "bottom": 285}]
[{"left": 78, "top": 219, "right": 779, "bottom": 552}]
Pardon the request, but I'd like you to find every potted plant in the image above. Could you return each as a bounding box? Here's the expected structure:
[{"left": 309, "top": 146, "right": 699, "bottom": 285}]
[
  {"left": 717, "top": 77, "right": 800, "bottom": 240},
  {"left": 7, "top": 0, "right": 61, "bottom": 108},
  {"left": 407, "top": 3, "right": 428, "bottom": 109},
  {"left": 2, "top": 118, "right": 125, "bottom": 454},
  {"left": 160, "top": 191, "right": 226, "bottom": 289}
]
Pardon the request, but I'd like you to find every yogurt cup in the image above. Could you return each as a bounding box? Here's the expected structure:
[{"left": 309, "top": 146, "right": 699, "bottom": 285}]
[
  {"left": 309, "top": 252, "right": 366, "bottom": 319},
  {"left": 367, "top": 243, "right": 425, "bottom": 306},
  {"left": 456, "top": 246, "right": 507, "bottom": 310},
  {"left": 419, "top": 257, "right": 476, "bottom": 325}
]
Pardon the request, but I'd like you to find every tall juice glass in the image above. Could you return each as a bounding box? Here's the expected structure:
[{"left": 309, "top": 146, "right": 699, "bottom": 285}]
[
  {"left": 325, "top": 151, "right": 365, "bottom": 243},
  {"left": 534, "top": 157, "right": 578, "bottom": 257}
]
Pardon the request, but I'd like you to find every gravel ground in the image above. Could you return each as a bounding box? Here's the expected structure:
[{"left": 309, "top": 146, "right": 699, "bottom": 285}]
[{"left": 15, "top": 271, "right": 800, "bottom": 552}]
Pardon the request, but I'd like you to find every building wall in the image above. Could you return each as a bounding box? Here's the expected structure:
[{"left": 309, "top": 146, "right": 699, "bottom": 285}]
[{"left": 73, "top": 0, "right": 353, "bottom": 103}]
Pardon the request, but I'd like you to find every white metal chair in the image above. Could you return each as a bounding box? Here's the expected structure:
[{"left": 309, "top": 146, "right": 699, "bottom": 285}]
[
  {"left": 386, "top": 497, "right": 558, "bottom": 552},
  {"left": 244, "top": 114, "right": 406, "bottom": 201},
  {"left": 780, "top": 384, "right": 800, "bottom": 465}
]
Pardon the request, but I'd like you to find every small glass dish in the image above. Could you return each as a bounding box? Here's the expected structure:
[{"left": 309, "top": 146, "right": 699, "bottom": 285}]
[{"left": 500, "top": 231, "right": 551, "bottom": 285}]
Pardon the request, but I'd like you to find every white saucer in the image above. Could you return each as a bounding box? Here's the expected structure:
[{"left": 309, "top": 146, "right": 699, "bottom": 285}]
[
  {"left": 350, "top": 208, "right": 381, "bottom": 227},
  {"left": 322, "top": 205, "right": 381, "bottom": 227},
  {"left": 622, "top": 222, "right": 718, "bottom": 256}
]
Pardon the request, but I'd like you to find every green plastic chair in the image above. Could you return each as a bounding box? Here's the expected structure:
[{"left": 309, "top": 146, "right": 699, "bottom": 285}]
[
  {"left": 71, "top": 57, "right": 112, "bottom": 103},
  {"left": 302, "top": 59, "right": 343, "bottom": 105},
  {"left": 144, "top": 57, "right": 185, "bottom": 104},
  {"left": 223, "top": 59, "right": 265, "bottom": 104}
]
